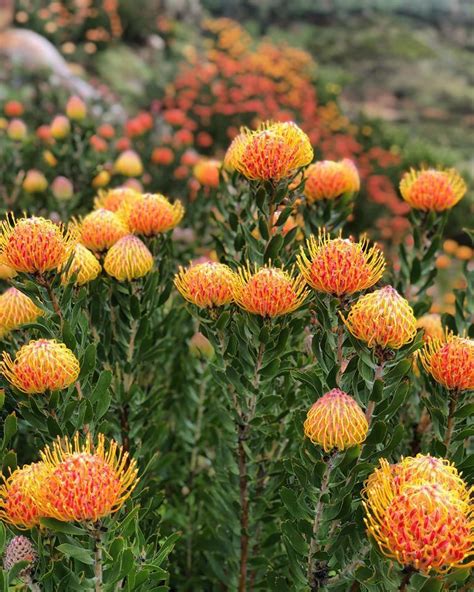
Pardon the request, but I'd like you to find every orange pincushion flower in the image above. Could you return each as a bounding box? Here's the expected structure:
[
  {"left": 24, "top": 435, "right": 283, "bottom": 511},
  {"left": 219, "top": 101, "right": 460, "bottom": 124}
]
[
  {"left": 304, "top": 388, "right": 368, "bottom": 452},
  {"left": 0, "top": 288, "right": 43, "bottom": 337},
  {"left": 364, "top": 482, "right": 472, "bottom": 574},
  {"left": 104, "top": 235, "right": 153, "bottom": 281},
  {"left": 233, "top": 264, "right": 308, "bottom": 317},
  {"left": 174, "top": 262, "right": 237, "bottom": 308},
  {"left": 419, "top": 332, "right": 474, "bottom": 391},
  {"left": 297, "top": 229, "right": 385, "bottom": 296},
  {"left": 193, "top": 159, "right": 221, "bottom": 187},
  {"left": 304, "top": 159, "right": 360, "bottom": 202},
  {"left": 400, "top": 168, "right": 467, "bottom": 211},
  {"left": 79, "top": 209, "right": 129, "bottom": 252},
  {"left": 416, "top": 313, "right": 444, "bottom": 343},
  {"left": 122, "top": 193, "right": 184, "bottom": 236},
  {"left": 0, "top": 216, "right": 76, "bottom": 274},
  {"left": 0, "top": 339, "right": 80, "bottom": 394},
  {"left": 0, "top": 462, "right": 51, "bottom": 528},
  {"left": 93, "top": 187, "right": 141, "bottom": 212},
  {"left": 33, "top": 433, "right": 138, "bottom": 522},
  {"left": 61, "top": 243, "right": 101, "bottom": 285},
  {"left": 343, "top": 286, "right": 417, "bottom": 349},
  {"left": 224, "top": 121, "right": 313, "bottom": 181}
]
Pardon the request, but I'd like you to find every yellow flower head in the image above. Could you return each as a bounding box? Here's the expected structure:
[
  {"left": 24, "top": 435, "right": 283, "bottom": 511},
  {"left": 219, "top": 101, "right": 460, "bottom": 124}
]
[
  {"left": 233, "top": 264, "right": 308, "bottom": 318},
  {"left": 416, "top": 313, "right": 444, "bottom": 343},
  {"left": 113, "top": 150, "right": 143, "bottom": 177},
  {"left": 79, "top": 209, "right": 129, "bottom": 252},
  {"left": 104, "top": 235, "right": 153, "bottom": 281},
  {"left": 0, "top": 254, "right": 17, "bottom": 280},
  {"left": 297, "top": 229, "right": 385, "bottom": 296},
  {"left": 224, "top": 121, "right": 313, "bottom": 181},
  {"left": 304, "top": 388, "right": 368, "bottom": 452},
  {"left": 343, "top": 286, "right": 417, "bottom": 349},
  {"left": 193, "top": 159, "right": 221, "bottom": 187},
  {"left": 365, "top": 482, "right": 472, "bottom": 574},
  {"left": 174, "top": 262, "right": 237, "bottom": 308},
  {"left": 121, "top": 193, "right": 184, "bottom": 236},
  {"left": 304, "top": 159, "right": 360, "bottom": 202},
  {"left": 0, "top": 216, "right": 76, "bottom": 274},
  {"left": 419, "top": 331, "right": 474, "bottom": 391},
  {"left": 0, "top": 462, "right": 51, "bottom": 528},
  {"left": 32, "top": 433, "right": 139, "bottom": 522},
  {"left": 94, "top": 187, "right": 141, "bottom": 212},
  {"left": 61, "top": 243, "right": 101, "bottom": 286},
  {"left": 0, "top": 339, "right": 80, "bottom": 394},
  {"left": 0, "top": 288, "right": 43, "bottom": 338},
  {"left": 400, "top": 168, "right": 467, "bottom": 212}
]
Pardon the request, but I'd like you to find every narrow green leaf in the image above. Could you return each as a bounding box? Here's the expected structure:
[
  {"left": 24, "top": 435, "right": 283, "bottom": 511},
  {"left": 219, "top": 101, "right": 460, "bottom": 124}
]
[{"left": 56, "top": 543, "right": 94, "bottom": 565}]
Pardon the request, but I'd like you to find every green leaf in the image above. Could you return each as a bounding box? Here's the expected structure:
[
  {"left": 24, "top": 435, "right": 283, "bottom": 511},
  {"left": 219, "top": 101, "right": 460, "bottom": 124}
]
[
  {"left": 281, "top": 521, "right": 307, "bottom": 555},
  {"left": 454, "top": 402, "right": 474, "bottom": 418},
  {"left": 280, "top": 487, "right": 309, "bottom": 520},
  {"left": 95, "top": 387, "right": 112, "bottom": 419},
  {"left": 56, "top": 543, "right": 94, "bottom": 565},
  {"left": 365, "top": 421, "right": 387, "bottom": 445},
  {"left": 2, "top": 413, "right": 17, "bottom": 449},
  {"left": 89, "top": 370, "right": 112, "bottom": 404},
  {"left": 79, "top": 344, "right": 96, "bottom": 379},
  {"left": 40, "top": 518, "right": 85, "bottom": 535},
  {"left": 264, "top": 235, "right": 284, "bottom": 263}
]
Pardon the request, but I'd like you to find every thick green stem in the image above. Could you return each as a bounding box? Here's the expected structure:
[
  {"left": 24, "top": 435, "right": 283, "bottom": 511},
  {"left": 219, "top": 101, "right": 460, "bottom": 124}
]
[
  {"left": 444, "top": 389, "right": 460, "bottom": 448},
  {"left": 94, "top": 529, "right": 103, "bottom": 592}
]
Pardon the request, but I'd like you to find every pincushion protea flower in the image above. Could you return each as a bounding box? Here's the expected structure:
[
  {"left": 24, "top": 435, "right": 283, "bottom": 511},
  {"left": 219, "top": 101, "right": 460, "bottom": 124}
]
[
  {"left": 400, "top": 168, "right": 467, "bottom": 212},
  {"left": 233, "top": 264, "right": 308, "bottom": 318},
  {"left": 0, "top": 462, "right": 50, "bottom": 528},
  {"left": 121, "top": 193, "right": 184, "bottom": 236},
  {"left": 0, "top": 339, "right": 80, "bottom": 394},
  {"left": 0, "top": 288, "right": 43, "bottom": 338},
  {"left": 113, "top": 149, "right": 143, "bottom": 177},
  {"left": 0, "top": 254, "right": 16, "bottom": 279},
  {"left": 304, "top": 159, "right": 360, "bottom": 202},
  {"left": 174, "top": 262, "right": 237, "bottom": 308},
  {"left": 297, "top": 229, "right": 385, "bottom": 296},
  {"left": 94, "top": 187, "right": 141, "bottom": 212},
  {"left": 304, "top": 389, "right": 368, "bottom": 452},
  {"left": 0, "top": 216, "right": 76, "bottom": 274},
  {"left": 343, "top": 286, "right": 417, "bottom": 349},
  {"left": 79, "top": 209, "right": 129, "bottom": 252},
  {"left": 193, "top": 159, "right": 221, "bottom": 187},
  {"left": 61, "top": 243, "right": 101, "bottom": 285},
  {"left": 416, "top": 313, "right": 444, "bottom": 343},
  {"left": 3, "top": 536, "right": 37, "bottom": 577},
  {"left": 419, "top": 332, "right": 474, "bottom": 391},
  {"left": 224, "top": 121, "right": 313, "bottom": 181},
  {"left": 104, "top": 235, "right": 153, "bottom": 281},
  {"left": 32, "top": 433, "right": 138, "bottom": 522},
  {"left": 364, "top": 482, "right": 472, "bottom": 574}
]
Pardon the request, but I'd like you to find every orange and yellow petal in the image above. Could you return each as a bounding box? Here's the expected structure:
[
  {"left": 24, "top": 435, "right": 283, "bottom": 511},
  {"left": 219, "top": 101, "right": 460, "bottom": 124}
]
[
  {"left": 0, "top": 288, "right": 43, "bottom": 337},
  {"left": 343, "top": 286, "right": 417, "bottom": 349},
  {"left": 61, "top": 243, "right": 101, "bottom": 285},
  {"left": 304, "top": 159, "right": 360, "bottom": 203},
  {"left": 174, "top": 262, "right": 237, "bottom": 308},
  {"left": 103, "top": 235, "right": 153, "bottom": 281},
  {"left": 304, "top": 388, "right": 368, "bottom": 452},
  {"left": 297, "top": 229, "right": 385, "bottom": 296},
  {"left": 79, "top": 209, "right": 129, "bottom": 252},
  {"left": 416, "top": 313, "right": 444, "bottom": 343},
  {"left": 0, "top": 216, "right": 77, "bottom": 274},
  {"left": 233, "top": 264, "right": 308, "bottom": 317},
  {"left": 93, "top": 187, "right": 141, "bottom": 212},
  {"left": 400, "top": 168, "right": 466, "bottom": 212},
  {"left": 0, "top": 339, "right": 80, "bottom": 394},
  {"left": 122, "top": 193, "right": 184, "bottom": 236}
]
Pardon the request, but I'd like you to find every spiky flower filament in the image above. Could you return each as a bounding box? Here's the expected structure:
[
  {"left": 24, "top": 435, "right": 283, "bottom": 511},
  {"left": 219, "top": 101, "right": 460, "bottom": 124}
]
[
  {"left": 0, "top": 339, "right": 80, "bottom": 394},
  {"left": 79, "top": 209, "right": 130, "bottom": 252},
  {"left": 32, "top": 433, "right": 138, "bottom": 522},
  {"left": 224, "top": 120, "right": 313, "bottom": 181},
  {"left": 416, "top": 313, "right": 444, "bottom": 343},
  {"left": 94, "top": 187, "right": 141, "bottom": 212},
  {"left": 304, "top": 159, "right": 360, "bottom": 202},
  {"left": 343, "top": 286, "right": 417, "bottom": 349},
  {"left": 103, "top": 235, "right": 153, "bottom": 281},
  {"left": 61, "top": 243, "right": 101, "bottom": 285},
  {"left": 233, "top": 264, "right": 308, "bottom": 318},
  {"left": 0, "top": 216, "right": 76, "bottom": 273},
  {"left": 419, "top": 331, "right": 474, "bottom": 391},
  {"left": 400, "top": 168, "right": 466, "bottom": 211},
  {"left": 364, "top": 483, "right": 472, "bottom": 574},
  {"left": 122, "top": 193, "right": 184, "bottom": 236},
  {"left": 297, "top": 229, "right": 385, "bottom": 296},
  {"left": 0, "top": 288, "right": 43, "bottom": 337},
  {"left": 174, "top": 262, "right": 237, "bottom": 308},
  {"left": 304, "top": 388, "right": 368, "bottom": 451},
  {"left": 0, "top": 462, "right": 50, "bottom": 528}
]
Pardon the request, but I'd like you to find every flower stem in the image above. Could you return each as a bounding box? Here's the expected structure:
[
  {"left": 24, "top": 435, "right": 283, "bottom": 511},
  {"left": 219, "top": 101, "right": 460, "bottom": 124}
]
[
  {"left": 444, "top": 389, "right": 460, "bottom": 448},
  {"left": 93, "top": 529, "right": 103, "bottom": 592},
  {"left": 307, "top": 451, "right": 337, "bottom": 589}
]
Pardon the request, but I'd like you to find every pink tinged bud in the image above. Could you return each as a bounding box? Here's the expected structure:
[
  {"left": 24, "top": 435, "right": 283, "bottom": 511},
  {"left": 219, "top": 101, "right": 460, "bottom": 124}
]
[
  {"left": 3, "top": 536, "right": 37, "bottom": 579},
  {"left": 7, "top": 118, "right": 27, "bottom": 141},
  {"left": 22, "top": 170, "right": 48, "bottom": 193},
  {"left": 51, "top": 176, "right": 74, "bottom": 201},
  {"left": 66, "top": 96, "right": 87, "bottom": 120},
  {"left": 50, "top": 115, "right": 70, "bottom": 139},
  {"left": 189, "top": 332, "right": 215, "bottom": 360}
]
